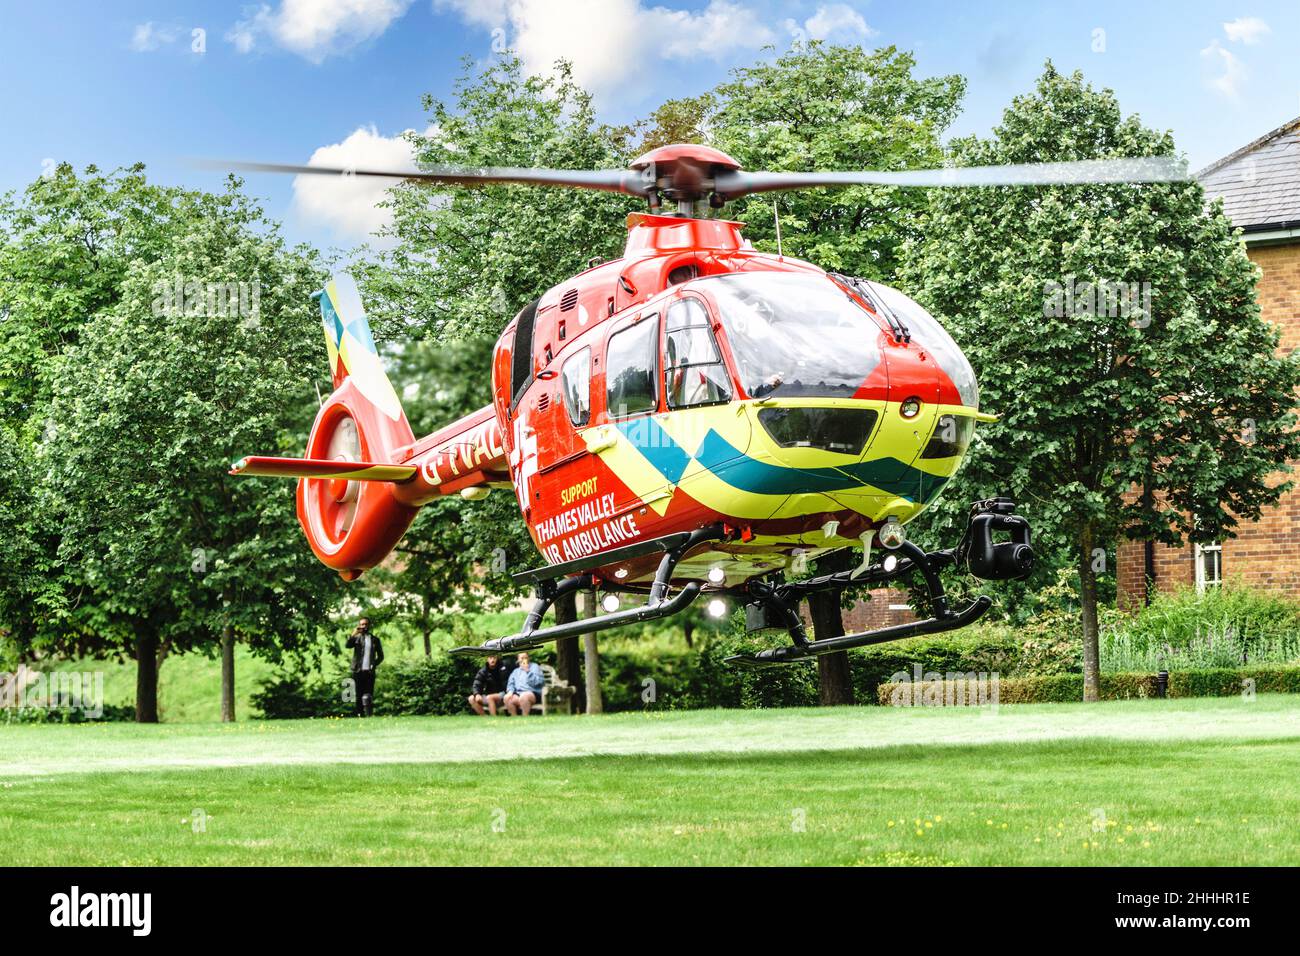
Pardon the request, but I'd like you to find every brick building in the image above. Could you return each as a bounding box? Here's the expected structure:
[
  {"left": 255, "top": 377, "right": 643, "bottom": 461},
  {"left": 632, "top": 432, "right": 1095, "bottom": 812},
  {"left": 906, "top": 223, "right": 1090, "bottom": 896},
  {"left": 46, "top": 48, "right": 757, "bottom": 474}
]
[{"left": 1117, "top": 117, "right": 1300, "bottom": 607}]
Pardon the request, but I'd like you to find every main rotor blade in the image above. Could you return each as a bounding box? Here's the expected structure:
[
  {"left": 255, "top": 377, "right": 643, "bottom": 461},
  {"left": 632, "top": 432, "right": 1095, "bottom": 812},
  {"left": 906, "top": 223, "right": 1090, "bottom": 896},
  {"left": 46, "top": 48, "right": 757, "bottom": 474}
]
[
  {"left": 196, "top": 159, "right": 651, "bottom": 197},
  {"left": 715, "top": 156, "right": 1188, "bottom": 197}
]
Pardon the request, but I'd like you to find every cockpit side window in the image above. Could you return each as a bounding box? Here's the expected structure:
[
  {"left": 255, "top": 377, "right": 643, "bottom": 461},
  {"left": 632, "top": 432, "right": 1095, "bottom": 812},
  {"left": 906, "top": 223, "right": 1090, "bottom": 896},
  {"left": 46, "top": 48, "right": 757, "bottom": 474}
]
[{"left": 665, "top": 297, "right": 731, "bottom": 409}]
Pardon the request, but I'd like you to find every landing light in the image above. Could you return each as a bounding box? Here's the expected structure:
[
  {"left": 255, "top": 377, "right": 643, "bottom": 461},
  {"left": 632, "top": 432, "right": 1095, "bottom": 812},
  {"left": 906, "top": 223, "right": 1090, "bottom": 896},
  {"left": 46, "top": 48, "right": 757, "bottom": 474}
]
[
  {"left": 883, "top": 554, "right": 899, "bottom": 573},
  {"left": 707, "top": 599, "right": 728, "bottom": 619},
  {"left": 900, "top": 397, "right": 922, "bottom": 419},
  {"left": 601, "top": 594, "right": 621, "bottom": 613},
  {"left": 707, "top": 566, "right": 726, "bottom": 584}
]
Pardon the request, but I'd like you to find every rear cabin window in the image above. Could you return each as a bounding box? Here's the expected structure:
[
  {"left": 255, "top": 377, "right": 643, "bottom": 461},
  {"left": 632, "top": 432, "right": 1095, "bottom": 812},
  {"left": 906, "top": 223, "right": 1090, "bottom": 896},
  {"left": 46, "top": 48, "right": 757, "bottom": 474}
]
[
  {"left": 605, "top": 316, "right": 658, "bottom": 417},
  {"left": 561, "top": 347, "right": 591, "bottom": 427}
]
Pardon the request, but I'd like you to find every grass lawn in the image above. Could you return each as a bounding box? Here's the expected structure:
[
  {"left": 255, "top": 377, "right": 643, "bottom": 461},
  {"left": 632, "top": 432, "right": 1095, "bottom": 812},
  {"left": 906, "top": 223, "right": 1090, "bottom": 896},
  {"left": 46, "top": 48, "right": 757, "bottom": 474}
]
[{"left": 1, "top": 695, "right": 1297, "bottom": 865}]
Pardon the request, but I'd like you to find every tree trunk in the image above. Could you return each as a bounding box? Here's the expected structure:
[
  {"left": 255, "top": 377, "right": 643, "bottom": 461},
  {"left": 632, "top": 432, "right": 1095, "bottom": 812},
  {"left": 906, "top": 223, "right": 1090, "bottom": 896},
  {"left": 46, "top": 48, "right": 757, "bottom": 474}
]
[
  {"left": 220, "top": 623, "right": 236, "bottom": 723},
  {"left": 1079, "top": 526, "right": 1101, "bottom": 703},
  {"left": 808, "top": 551, "right": 854, "bottom": 706},
  {"left": 683, "top": 618, "right": 694, "bottom": 649},
  {"left": 553, "top": 593, "right": 584, "bottom": 713},
  {"left": 135, "top": 628, "right": 160, "bottom": 723},
  {"left": 579, "top": 591, "right": 603, "bottom": 715}
]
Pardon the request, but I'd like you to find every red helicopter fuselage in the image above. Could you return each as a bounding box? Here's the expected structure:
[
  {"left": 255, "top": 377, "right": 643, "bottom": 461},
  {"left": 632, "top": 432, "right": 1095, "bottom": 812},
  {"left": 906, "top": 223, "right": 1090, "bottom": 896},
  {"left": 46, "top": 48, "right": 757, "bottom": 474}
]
[{"left": 252, "top": 209, "right": 982, "bottom": 591}]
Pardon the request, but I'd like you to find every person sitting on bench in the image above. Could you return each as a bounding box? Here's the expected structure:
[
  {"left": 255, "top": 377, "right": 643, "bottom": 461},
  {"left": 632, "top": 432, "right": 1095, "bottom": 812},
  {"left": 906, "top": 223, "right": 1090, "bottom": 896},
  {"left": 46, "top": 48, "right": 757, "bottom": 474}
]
[
  {"left": 468, "top": 654, "right": 509, "bottom": 716},
  {"left": 503, "top": 651, "right": 545, "bottom": 716}
]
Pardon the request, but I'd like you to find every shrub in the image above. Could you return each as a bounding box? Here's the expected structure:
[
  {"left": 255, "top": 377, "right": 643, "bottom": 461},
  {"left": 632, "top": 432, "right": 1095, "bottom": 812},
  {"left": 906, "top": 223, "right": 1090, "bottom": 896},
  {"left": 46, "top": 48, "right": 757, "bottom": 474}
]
[{"left": 1101, "top": 586, "right": 1300, "bottom": 671}]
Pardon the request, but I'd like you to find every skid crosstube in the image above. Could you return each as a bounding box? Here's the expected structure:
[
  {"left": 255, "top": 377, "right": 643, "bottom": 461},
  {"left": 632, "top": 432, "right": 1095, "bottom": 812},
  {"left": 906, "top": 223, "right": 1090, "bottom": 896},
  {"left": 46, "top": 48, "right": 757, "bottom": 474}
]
[{"left": 449, "top": 524, "right": 727, "bottom": 658}]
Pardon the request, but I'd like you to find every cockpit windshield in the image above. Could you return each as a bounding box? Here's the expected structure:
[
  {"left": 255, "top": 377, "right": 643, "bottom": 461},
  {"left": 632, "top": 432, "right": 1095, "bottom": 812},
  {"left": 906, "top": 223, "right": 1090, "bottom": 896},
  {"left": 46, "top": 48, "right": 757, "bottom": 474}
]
[{"left": 706, "top": 273, "right": 884, "bottom": 399}]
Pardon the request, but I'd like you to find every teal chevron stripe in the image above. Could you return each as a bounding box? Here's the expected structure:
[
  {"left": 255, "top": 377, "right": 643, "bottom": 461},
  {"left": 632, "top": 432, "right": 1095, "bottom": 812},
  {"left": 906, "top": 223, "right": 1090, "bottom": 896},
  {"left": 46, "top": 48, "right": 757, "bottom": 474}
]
[
  {"left": 613, "top": 417, "right": 693, "bottom": 485},
  {"left": 695, "top": 430, "right": 947, "bottom": 503},
  {"left": 617, "top": 420, "right": 947, "bottom": 504}
]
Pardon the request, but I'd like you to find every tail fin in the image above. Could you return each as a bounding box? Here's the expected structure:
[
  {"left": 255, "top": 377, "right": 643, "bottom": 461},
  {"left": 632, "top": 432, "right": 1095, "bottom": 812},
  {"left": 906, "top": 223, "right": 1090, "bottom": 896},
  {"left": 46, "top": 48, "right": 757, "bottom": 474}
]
[
  {"left": 231, "top": 272, "right": 420, "bottom": 580},
  {"left": 317, "top": 273, "right": 404, "bottom": 421}
]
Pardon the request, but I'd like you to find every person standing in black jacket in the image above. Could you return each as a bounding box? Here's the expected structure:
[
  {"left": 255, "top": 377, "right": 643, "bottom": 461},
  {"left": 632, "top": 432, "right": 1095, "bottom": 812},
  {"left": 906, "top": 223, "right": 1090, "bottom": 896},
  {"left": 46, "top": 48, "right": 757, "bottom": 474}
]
[
  {"left": 468, "top": 655, "right": 509, "bottom": 716},
  {"left": 345, "top": 618, "right": 383, "bottom": 717}
]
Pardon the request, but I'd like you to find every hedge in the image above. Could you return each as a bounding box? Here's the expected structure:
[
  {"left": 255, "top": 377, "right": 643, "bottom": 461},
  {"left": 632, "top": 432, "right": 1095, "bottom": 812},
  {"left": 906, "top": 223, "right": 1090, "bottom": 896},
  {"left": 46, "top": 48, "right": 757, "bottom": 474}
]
[
  {"left": 876, "top": 665, "right": 1300, "bottom": 706},
  {"left": 253, "top": 640, "right": 818, "bottom": 719},
  {"left": 1, "top": 702, "right": 136, "bottom": 724},
  {"left": 253, "top": 628, "right": 1053, "bottom": 718}
]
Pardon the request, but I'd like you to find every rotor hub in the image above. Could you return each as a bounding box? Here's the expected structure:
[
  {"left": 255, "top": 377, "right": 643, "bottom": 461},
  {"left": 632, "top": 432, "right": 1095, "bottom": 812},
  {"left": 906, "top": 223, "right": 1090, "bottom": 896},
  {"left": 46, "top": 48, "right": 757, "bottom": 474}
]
[{"left": 629, "top": 144, "right": 743, "bottom": 210}]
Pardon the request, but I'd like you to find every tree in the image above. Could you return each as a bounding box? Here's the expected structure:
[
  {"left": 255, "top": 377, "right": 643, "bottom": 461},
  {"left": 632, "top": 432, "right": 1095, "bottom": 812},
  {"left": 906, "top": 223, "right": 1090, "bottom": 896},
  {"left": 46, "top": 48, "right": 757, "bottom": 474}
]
[
  {"left": 42, "top": 176, "right": 344, "bottom": 720},
  {"left": 900, "top": 64, "right": 1300, "bottom": 700},
  {"left": 364, "top": 55, "right": 641, "bottom": 340},
  {"left": 0, "top": 165, "right": 188, "bottom": 672},
  {"left": 0, "top": 164, "right": 183, "bottom": 430},
  {"left": 806, "top": 551, "right": 854, "bottom": 706},
  {"left": 709, "top": 42, "right": 965, "bottom": 280}
]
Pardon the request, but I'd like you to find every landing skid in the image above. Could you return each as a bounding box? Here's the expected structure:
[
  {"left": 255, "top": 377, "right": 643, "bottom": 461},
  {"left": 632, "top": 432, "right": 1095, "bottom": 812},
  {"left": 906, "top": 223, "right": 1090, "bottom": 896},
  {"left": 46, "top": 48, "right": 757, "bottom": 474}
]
[
  {"left": 449, "top": 525, "right": 728, "bottom": 658},
  {"left": 725, "top": 596, "right": 992, "bottom": 669},
  {"left": 451, "top": 498, "right": 1032, "bottom": 670},
  {"left": 724, "top": 538, "right": 988, "bottom": 668}
]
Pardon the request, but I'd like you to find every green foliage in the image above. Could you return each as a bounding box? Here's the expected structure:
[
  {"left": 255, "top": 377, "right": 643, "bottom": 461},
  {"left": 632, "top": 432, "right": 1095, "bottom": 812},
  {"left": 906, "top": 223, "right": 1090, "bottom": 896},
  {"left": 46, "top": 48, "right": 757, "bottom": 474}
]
[
  {"left": 39, "top": 176, "right": 343, "bottom": 667},
  {"left": 0, "top": 163, "right": 185, "bottom": 425},
  {"left": 1100, "top": 586, "right": 1300, "bottom": 671},
  {"left": 710, "top": 43, "right": 965, "bottom": 282},
  {"left": 252, "top": 623, "right": 1063, "bottom": 717},
  {"left": 899, "top": 62, "right": 1300, "bottom": 693},
  {"left": 1, "top": 702, "right": 135, "bottom": 724},
  {"left": 365, "top": 55, "right": 641, "bottom": 341},
  {"left": 0, "top": 163, "right": 350, "bottom": 719}
]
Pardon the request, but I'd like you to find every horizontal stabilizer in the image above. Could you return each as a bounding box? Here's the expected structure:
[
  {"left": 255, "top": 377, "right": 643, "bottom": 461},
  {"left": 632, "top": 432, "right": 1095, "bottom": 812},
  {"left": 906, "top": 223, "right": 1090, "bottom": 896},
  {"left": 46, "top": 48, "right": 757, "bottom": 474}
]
[{"left": 230, "top": 456, "right": 417, "bottom": 482}]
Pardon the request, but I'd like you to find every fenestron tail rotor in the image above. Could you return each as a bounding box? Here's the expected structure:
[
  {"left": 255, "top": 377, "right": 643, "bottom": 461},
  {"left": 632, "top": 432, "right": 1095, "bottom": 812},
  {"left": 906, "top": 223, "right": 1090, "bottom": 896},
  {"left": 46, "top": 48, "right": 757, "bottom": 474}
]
[{"left": 194, "top": 143, "right": 1190, "bottom": 216}]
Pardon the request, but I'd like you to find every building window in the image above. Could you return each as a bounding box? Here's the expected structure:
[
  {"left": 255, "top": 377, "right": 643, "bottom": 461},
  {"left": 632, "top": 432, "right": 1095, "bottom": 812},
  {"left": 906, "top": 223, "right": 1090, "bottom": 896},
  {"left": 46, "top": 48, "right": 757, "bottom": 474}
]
[{"left": 1194, "top": 542, "right": 1222, "bottom": 593}]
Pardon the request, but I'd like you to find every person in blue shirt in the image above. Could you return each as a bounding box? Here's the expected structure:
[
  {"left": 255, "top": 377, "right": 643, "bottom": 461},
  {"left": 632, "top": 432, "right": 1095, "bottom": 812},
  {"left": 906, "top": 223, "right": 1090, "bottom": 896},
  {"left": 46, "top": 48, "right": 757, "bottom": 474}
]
[{"left": 503, "top": 651, "right": 545, "bottom": 716}]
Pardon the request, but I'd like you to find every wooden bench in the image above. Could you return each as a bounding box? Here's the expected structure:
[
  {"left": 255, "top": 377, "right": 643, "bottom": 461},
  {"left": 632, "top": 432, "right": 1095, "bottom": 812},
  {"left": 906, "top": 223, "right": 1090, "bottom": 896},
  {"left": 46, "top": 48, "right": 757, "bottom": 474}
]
[{"left": 538, "top": 664, "right": 576, "bottom": 716}]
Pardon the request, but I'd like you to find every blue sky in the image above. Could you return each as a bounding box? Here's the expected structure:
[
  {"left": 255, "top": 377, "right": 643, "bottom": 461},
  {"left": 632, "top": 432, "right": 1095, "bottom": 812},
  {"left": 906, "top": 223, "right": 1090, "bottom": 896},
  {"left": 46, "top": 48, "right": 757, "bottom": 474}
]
[{"left": 2, "top": 1, "right": 1297, "bottom": 249}]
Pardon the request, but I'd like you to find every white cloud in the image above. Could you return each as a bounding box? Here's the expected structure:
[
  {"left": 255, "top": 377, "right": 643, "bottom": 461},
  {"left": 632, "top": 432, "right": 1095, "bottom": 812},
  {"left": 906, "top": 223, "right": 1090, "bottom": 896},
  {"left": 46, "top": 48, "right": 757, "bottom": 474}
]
[
  {"left": 228, "top": 0, "right": 413, "bottom": 63},
  {"left": 1200, "top": 39, "right": 1245, "bottom": 98},
  {"left": 788, "top": 3, "right": 875, "bottom": 43},
  {"left": 130, "top": 22, "right": 179, "bottom": 52},
  {"left": 436, "top": 0, "right": 775, "bottom": 102},
  {"left": 291, "top": 125, "right": 419, "bottom": 243},
  {"left": 1222, "top": 16, "right": 1270, "bottom": 45}
]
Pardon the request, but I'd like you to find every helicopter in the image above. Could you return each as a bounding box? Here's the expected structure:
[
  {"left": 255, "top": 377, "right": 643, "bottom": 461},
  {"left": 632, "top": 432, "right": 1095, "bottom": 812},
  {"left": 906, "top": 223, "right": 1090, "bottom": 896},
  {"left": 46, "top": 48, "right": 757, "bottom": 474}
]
[{"left": 228, "top": 144, "right": 1184, "bottom": 666}]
